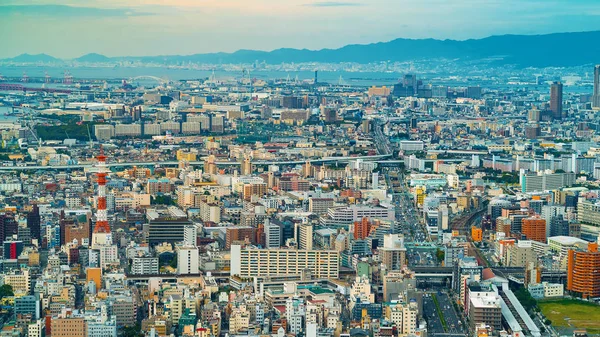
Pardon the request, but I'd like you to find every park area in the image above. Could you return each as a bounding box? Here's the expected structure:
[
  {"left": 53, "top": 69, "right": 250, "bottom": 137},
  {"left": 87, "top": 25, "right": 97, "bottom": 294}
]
[{"left": 539, "top": 299, "right": 600, "bottom": 334}]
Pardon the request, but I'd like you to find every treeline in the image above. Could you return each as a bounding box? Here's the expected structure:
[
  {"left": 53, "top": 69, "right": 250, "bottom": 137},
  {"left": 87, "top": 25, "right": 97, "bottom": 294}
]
[{"left": 35, "top": 123, "right": 94, "bottom": 141}]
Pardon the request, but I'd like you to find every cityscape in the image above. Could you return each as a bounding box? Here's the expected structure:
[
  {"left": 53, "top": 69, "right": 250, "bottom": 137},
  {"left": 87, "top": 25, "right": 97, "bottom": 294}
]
[{"left": 1, "top": 1, "right": 600, "bottom": 337}]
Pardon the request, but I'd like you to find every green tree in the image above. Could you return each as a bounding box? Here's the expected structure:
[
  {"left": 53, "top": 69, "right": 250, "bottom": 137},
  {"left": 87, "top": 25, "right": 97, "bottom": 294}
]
[
  {"left": 123, "top": 323, "right": 143, "bottom": 337},
  {"left": 436, "top": 249, "right": 445, "bottom": 263},
  {"left": 151, "top": 195, "right": 176, "bottom": 206},
  {"left": 513, "top": 286, "right": 537, "bottom": 313},
  {"left": 0, "top": 284, "right": 13, "bottom": 299},
  {"left": 35, "top": 123, "right": 95, "bottom": 141},
  {"left": 169, "top": 255, "right": 178, "bottom": 269}
]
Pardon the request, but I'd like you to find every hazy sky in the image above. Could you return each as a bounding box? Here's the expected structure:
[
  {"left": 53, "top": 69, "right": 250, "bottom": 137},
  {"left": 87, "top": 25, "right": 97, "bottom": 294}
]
[{"left": 1, "top": 0, "right": 600, "bottom": 58}]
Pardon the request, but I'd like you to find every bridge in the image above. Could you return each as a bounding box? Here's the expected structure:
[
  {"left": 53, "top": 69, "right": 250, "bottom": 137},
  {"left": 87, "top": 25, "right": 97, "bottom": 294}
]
[
  {"left": 427, "top": 149, "right": 489, "bottom": 156},
  {"left": 541, "top": 271, "right": 567, "bottom": 284},
  {"left": 0, "top": 83, "right": 73, "bottom": 94},
  {"left": 411, "top": 266, "right": 525, "bottom": 277},
  {"left": 405, "top": 241, "right": 439, "bottom": 252},
  {"left": 0, "top": 154, "right": 392, "bottom": 171},
  {"left": 377, "top": 161, "right": 404, "bottom": 168},
  {"left": 412, "top": 267, "right": 453, "bottom": 278},
  {"left": 124, "top": 273, "right": 203, "bottom": 282},
  {"left": 129, "top": 76, "right": 168, "bottom": 85}
]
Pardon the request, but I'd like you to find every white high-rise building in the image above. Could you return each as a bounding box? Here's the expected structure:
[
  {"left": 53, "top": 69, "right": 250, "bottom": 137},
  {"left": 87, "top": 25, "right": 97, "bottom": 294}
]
[
  {"left": 286, "top": 296, "right": 306, "bottom": 335},
  {"left": 372, "top": 172, "right": 379, "bottom": 189},
  {"left": 89, "top": 249, "right": 100, "bottom": 268},
  {"left": 183, "top": 225, "right": 197, "bottom": 246},
  {"left": 386, "top": 301, "right": 418, "bottom": 335},
  {"left": 131, "top": 257, "right": 159, "bottom": 275},
  {"left": 471, "top": 155, "right": 481, "bottom": 168},
  {"left": 86, "top": 314, "right": 117, "bottom": 337},
  {"left": 99, "top": 246, "right": 119, "bottom": 269},
  {"left": 28, "top": 319, "right": 44, "bottom": 337},
  {"left": 351, "top": 276, "right": 375, "bottom": 303},
  {"left": 264, "top": 219, "right": 281, "bottom": 249},
  {"left": 306, "top": 322, "right": 317, "bottom": 337},
  {"left": 177, "top": 245, "right": 199, "bottom": 275}
]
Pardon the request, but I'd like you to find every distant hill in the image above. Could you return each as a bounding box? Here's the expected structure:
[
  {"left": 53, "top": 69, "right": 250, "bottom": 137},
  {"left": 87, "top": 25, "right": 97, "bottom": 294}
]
[
  {"left": 5, "top": 53, "right": 60, "bottom": 63},
  {"left": 74, "top": 53, "right": 111, "bottom": 63},
  {"left": 125, "top": 31, "right": 600, "bottom": 67},
  {"left": 4, "top": 31, "right": 600, "bottom": 67}
]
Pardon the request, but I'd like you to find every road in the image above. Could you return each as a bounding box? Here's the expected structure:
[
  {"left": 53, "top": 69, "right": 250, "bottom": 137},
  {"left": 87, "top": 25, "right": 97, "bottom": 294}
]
[
  {"left": 372, "top": 119, "right": 393, "bottom": 156},
  {"left": 436, "top": 292, "right": 465, "bottom": 335},
  {"left": 376, "top": 117, "right": 431, "bottom": 268},
  {"left": 423, "top": 293, "right": 445, "bottom": 335},
  {"left": 0, "top": 154, "right": 392, "bottom": 171},
  {"left": 449, "top": 206, "right": 491, "bottom": 268},
  {"left": 382, "top": 168, "right": 426, "bottom": 240}
]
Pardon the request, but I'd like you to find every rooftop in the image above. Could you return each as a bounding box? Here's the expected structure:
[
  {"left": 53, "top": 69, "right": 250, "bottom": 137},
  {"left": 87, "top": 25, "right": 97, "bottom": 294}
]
[{"left": 548, "top": 236, "right": 589, "bottom": 246}]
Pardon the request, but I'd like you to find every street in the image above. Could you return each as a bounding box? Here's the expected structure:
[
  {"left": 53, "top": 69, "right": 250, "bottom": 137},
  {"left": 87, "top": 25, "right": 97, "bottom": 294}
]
[
  {"left": 436, "top": 292, "right": 465, "bottom": 335},
  {"left": 423, "top": 291, "right": 467, "bottom": 337},
  {"left": 423, "top": 293, "right": 445, "bottom": 335}
]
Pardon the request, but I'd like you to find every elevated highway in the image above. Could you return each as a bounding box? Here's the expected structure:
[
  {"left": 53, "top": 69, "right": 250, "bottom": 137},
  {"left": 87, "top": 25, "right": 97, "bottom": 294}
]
[
  {"left": 0, "top": 154, "right": 392, "bottom": 171},
  {"left": 0, "top": 83, "right": 73, "bottom": 94}
]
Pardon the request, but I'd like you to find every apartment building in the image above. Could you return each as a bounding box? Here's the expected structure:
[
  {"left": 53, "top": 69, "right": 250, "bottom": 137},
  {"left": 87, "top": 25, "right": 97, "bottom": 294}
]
[{"left": 230, "top": 245, "right": 339, "bottom": 279}]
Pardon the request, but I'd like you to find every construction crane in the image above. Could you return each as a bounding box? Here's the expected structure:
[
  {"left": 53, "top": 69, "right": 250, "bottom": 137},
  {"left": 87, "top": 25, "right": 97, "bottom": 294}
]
[
  {"left": 23, "top": 107, "right": 41, "bottom": 149},
  {"left": 64, "top": 71, "right": 73, "bottom": 84},
  {"left": 87, "top": 124, "right": 94, "bottom": 149}
]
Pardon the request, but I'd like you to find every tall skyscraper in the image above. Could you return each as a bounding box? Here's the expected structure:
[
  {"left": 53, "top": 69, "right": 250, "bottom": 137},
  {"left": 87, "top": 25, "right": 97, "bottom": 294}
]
[
  {"left": 27, "top": 204, "right": 41, "bottom": 245},
  {"left": 241, "top": 155, "right": 252, "bottom": 175},
  {"left": 0, "top": 213, "right": 17, "bottom": 243},
  {"left": 176, "top": 245, "right": 199, "bottom": 275},
  {"left": 296, "top": 223, "right": 313, "bottom": 250},
  {"left": 567, "top": 242, "right": 600, "bottom": 299},
  {"left": 593, "top": 65, "right": 600, "bottom": 109},
  {"left": 550, "top": 81, "right": 563, "bottom": 119}
]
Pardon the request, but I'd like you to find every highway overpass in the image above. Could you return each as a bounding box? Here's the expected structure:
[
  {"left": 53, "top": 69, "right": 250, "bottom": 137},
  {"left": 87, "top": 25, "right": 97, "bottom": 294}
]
[{"left": 0, "top": 154, "right": 392, "bottom": 171}]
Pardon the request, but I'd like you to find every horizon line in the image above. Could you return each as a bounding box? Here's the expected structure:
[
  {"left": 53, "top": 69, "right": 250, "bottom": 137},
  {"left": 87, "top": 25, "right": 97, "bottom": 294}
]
[{"left": 4, "top": 29, "right": 600, "bottom": 60}]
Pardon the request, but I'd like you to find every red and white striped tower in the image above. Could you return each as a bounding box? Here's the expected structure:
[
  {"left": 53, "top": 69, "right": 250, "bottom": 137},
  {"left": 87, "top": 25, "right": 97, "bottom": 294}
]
[{"left": 92, "top": 146, "right": 112, "bottom": 248}]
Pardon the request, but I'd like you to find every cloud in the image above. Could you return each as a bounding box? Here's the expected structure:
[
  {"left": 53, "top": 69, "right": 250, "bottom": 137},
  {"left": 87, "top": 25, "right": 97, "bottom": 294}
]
[
  {"left": 304, "top": 1, "right": 364, "bottom": 7},
  {"left": 0, "top": 4, "right": 148, "bottom": 17}
]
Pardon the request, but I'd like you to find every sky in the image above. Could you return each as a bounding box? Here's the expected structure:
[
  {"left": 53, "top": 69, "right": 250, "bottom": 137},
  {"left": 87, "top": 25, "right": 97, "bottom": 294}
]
[{"left": 1, "top": 0, "right": 600, "bottom": 59}]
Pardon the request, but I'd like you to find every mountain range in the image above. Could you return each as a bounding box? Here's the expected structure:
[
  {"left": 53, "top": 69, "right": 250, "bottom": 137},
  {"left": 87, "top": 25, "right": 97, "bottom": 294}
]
[{"left": 3, "top": 31, "right": 600, "bottom": 68}]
